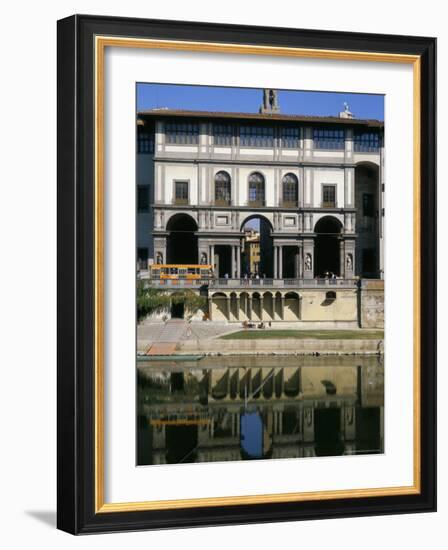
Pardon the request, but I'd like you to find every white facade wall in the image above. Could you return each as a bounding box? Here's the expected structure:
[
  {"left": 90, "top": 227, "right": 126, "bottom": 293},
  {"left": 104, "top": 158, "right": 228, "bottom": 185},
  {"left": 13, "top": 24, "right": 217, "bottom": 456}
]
[
  {"left": 161, "top": 163, "right": 198, "bottom": 205},
  {"left": 154, "top": 163, "right": 353, "bottom": 209},
  {"left": 312, "top": 168, "right": 346, "bottom": 208}
]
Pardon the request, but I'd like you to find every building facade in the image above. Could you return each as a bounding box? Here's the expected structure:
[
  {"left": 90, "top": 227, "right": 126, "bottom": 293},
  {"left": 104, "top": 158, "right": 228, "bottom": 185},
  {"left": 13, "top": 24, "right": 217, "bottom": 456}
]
[{"left": 136, "top": 91, "right": 384, "bottom": 325}]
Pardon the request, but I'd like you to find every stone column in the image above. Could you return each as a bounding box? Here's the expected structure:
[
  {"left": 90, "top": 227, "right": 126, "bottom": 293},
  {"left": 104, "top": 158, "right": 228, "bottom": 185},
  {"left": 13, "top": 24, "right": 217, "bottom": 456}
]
[
  {"left": 343, "top": 405, "right": 356, "bottom": 441},
  {"left": 226, "top": 296, "right": 231, "bottom": 321},
  {"left": 235, "top": 295, "right": 240, "bottom": 320},
  {"left": 231, "top": 246, "right": 236, "bottom": 279},
  {"left": 210, "top": 245, "right": 215, "bottom": 273},
  {"left": 303, "top": 407, "right": 314, "bottom": 442},
  {"left": 273, "top": 245, "right": 278, "bottom": 279},
  {"left": 297, "top": 246, "right": 303, "bottom": 278},
  {"left": 279, "top": 245, "right": 283, "bottom": 279},
  {"left": 236, "top": 245, "right": 241, "bottom": 279},
  {"left": 339, "top": 239, "right": 345, "bottom": 278},
  {"left": 259, "top": 295, "right": 264, "bottom": 321},
  {"left": 280, "top": 294, "right": 285, "bottom": 320}
]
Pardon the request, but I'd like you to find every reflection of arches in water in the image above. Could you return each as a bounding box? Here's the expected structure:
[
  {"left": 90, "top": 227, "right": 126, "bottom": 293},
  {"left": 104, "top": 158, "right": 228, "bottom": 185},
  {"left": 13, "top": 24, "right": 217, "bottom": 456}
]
[
  {"left": 314, "top": 408, "right": 344, "bottom": 456},
  {"left": 170, "top": 372, "right": 184, "bottom": 392},
  {"left": 284, "top": 368, "right": 301, "bottom": 397},
  {"left": 314, "top": 216, "right": 343, "bottom": 277},
  {"left": 165, "top": 424, "right": 198, "bottom": 464},
  {"left": 166, "top": 213, "right": 198, "bottom": 264},
  {"left": 356, "top": 407, "right": 381, "bottom": 453},
  {"left": 240, "top": 411, "right": 263, "bottom": 459},
  {"left": 241, "top": 215, "right": 274, "bottom": 277},
  {"left": 211, "top": 370, "right": 229, "bottom": 400}
]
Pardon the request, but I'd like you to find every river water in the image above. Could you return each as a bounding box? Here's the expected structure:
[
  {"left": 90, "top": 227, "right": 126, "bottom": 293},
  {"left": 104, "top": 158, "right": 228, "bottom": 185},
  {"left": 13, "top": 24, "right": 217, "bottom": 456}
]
[{"left": 137, "top": 354, "right": 384, "bottom": 465}]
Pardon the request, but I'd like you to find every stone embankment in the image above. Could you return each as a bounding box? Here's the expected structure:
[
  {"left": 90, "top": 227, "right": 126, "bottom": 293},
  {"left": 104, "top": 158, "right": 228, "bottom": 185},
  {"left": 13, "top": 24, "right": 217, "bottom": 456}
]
[{"left": 176, "top": 338, "right": 383, "bottom": 356}]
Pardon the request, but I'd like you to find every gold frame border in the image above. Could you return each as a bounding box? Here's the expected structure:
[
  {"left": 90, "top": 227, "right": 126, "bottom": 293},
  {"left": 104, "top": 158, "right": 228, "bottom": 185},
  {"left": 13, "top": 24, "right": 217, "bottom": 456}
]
[{"left": 94, "top": 36, "right": 422, "bottom": 514}]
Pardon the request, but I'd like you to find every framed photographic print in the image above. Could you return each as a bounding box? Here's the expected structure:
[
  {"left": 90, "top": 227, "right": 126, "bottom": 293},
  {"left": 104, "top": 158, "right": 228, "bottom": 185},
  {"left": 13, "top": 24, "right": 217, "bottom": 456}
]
[{"left": 57, "top": 14, "right": 436, "bottom": 534}]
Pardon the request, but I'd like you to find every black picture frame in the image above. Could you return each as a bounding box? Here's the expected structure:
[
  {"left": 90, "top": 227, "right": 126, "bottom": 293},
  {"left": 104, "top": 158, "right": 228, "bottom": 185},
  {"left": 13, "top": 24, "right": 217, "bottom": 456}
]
[{"left": 57, "top": 14, "right": 436, "bottom": 534}]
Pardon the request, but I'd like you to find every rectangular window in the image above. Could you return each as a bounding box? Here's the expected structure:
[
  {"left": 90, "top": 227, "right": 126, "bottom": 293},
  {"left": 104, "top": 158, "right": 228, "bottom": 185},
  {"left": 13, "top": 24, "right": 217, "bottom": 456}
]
[
  {"left": 280, "top": 127, "right": 300, "bottom": 148},
  {"left": 313, "top": 128, "right": 345, "bottom": 150},
  {"left": 137, "top": 186, "right": 150, "bottom": 212},
  {"left": 322, "top": 185, "right": 336, "bottom": 208},
  {"left": 165, "top": 122, "right": 199, "bottom": 145},
  {"left": 137, "top": 130, "right": 154, "bottom": 154},
  {"left": 213, "top": 124, "right": 233, "bottom": 146},
  {"left": 363, "top": 193, "right": 375, "bottom": 217},
  {"left": 174, "top": 181, "right": 189, "bottom": 204},
  {"left": 240, "top": 125, "right": 274, "bottom": 147},
  {"left": 137, "top": 131, "right": 154, "bottom": 154},
  {"left": 354, "top": 131, "right": 381, "bottom": 152}
]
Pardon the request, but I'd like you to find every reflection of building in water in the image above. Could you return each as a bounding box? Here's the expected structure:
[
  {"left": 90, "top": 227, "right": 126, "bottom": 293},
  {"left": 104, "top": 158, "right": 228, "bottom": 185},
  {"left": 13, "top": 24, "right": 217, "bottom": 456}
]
[{"left": 137, "top": 358, "right": 384, "bottom": 465}]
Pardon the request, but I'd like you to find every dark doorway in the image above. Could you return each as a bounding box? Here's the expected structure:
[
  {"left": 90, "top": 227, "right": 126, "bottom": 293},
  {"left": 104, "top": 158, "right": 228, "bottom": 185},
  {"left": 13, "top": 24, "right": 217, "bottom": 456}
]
[
  {"left": 282, "top": 246, "right": 299, "bottom": 278},
  {"left": 166, "top": 424, "right": 198, "bottom": 464},
  {"left": 314, "top": 407, "right": 344, "bottom": 456},
  {"left": 166, "top": 213, "right": 198, "bottom": 264},
  {"left": 171, "top": 301, "right": 184, "bottom": 319},
  {"left": 314, "top": 216, "right": 342, "bottom": 277},
  {"left": 215, "top": 245, "right": 232, "bottom": 278}
]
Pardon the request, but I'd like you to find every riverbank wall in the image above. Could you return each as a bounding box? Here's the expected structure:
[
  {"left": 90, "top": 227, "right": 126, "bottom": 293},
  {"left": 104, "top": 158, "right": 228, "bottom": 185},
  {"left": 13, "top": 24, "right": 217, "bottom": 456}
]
[{"left": 175, "top": 338, "right": 383, "bottom": 356}]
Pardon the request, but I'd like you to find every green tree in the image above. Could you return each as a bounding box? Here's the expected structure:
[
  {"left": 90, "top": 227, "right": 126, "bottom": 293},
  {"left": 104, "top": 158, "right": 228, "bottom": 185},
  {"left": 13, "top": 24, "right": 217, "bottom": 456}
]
[{"left": 137, "top": 282, "right": 206, "bottom": 322}]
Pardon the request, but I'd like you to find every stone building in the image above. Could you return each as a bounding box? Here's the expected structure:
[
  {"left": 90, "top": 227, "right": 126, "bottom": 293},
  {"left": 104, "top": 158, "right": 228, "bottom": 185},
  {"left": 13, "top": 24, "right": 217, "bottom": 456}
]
[
  {"left": 243, "top": 229, "right": 260, "bottom": 275},
  {"left": 136, "top": 90, "right": 384, "bottom": 325}
]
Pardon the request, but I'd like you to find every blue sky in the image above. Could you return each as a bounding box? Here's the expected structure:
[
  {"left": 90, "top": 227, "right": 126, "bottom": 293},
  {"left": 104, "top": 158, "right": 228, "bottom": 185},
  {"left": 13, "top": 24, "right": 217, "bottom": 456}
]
[{"left": 137, "top": 83, "right": 384, "bottom": 121}]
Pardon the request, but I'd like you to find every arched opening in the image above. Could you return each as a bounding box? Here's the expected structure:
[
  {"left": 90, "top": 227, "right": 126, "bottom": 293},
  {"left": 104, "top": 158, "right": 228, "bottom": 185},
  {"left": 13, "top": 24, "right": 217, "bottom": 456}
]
[
  {"left": 239, "top": 292, "right": 250, "bottom": 320},
  {"left": 170, "top": 292, "right": 185, "bottom": 319},
  {"left": 211, "top": 292, "right": 228, "bottom": 321},
  {"left": 355, "top": 163, "right": 380, "bottom": 278},
  {"left": 241, "top": 215, "right": 273, "bottom": 277},
  {"left": 248, "top": 172, "right": 265, "bottom": 207},
  {"left": 262, "top": 292, "right": 274, "bottom": 320},
  {"left": 166, "top": 213, "right": 198, "bottom": 264},
  {"left": 170, "top": 301, "right": 184, "bottom": 319},
  {"left": 214, "top": 170, "right": 231, "bottom": 206},
  {"left": 282, "top": 173, "right": 298, "bottom": 207},
  {"left": 284, "top": 291, "right": 300, "bottom": 320},
  {"left": 252, "top": 292, "right": 262, "bottom": 321},
  {"left": 314, "top": 216, "right": 342, "bottom": 277}
]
